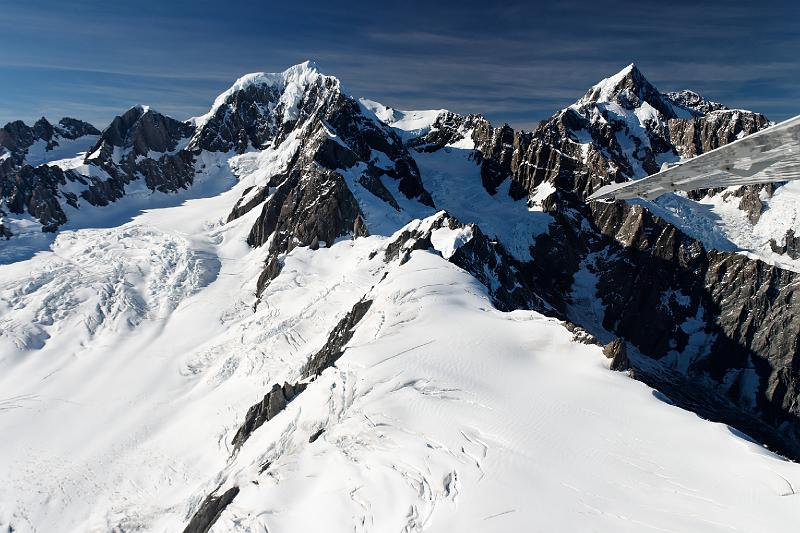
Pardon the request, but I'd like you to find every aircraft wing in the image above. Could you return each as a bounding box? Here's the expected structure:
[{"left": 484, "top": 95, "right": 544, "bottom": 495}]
[{"left": 588, "top": 114, "right": 800, "bottom": 202}]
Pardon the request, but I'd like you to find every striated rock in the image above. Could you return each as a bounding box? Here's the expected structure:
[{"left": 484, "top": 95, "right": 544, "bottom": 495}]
[
  {"left": 665, "top": 90, "right": 728, "bottom": 115},
  {"left": 1, "top": 164, "right": 79, "bottom": 231},
  {"left": 408, "top": 111, "right": 485, "bottom": 152},
  {"left": 353, "top": 214, "right": 368, "bottom": 238},
  {"left": 668, "top": 110, "right": 768, "bottom": 160},
  {"left": 603, "top": 339, "right": 630, "bottom": 372},
  {"left": 303, "top": 297, "right": 373, "bottom": 378},
  {"left": 0, "top": 117, "right": 99, "bottom": 162},
  {"left": 90, "top": 105, "right": 192, "bottom": 156},
  {"left": 383, "top": 212, "right": 553, "bottom": 314},
  {"left": 0, "top": 106, "right": 196, "bottom": 232},
  {"left": 770, "top": 229, "right": 800, "bottom": 259},
  {"left": 529, "top": 191, "right": 800, "bottom": 459},
  {"left": 446, "top": 64, "right": 798, "bottom": 459},
  {"left": 231, "top": 382, "right": 307, "bottom": 450},
  {"left": 182, "top": 486, "right": 240, "bottom": 533},
  {"left": 248, "top": 164, "right": 364, "bottom": 297},
  {"left": 736, "top": 187, "right": 765, "bottom": 223},
  {"left": 82, "top": 106, "right": 196, "bottom": 206},
  {"left": 57, "top": 117, "right": 101, "bottom": 139}
]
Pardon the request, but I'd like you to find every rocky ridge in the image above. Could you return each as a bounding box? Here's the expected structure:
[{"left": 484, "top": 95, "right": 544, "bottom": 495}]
[
  {"left": 403, "top": 64, "right": 798, "bottom": 460},
  {"left": 3, "top": 63, "right": 800, "bottom": 525}
]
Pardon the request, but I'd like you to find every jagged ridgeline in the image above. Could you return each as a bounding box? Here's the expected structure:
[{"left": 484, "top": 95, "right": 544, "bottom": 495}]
[
  {"left": 2, "top": 62, "right": 798, "bottom": 459},
  {"left": 2, "top": 61, "right": 800, "bottom": 531}
]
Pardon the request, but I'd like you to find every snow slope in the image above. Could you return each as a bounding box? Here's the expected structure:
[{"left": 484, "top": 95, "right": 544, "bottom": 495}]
[
  {"left": 2, "top": 177, "right": 800, "bottom": 532},
  {"left": 634, "top": 182, "right": 800, "bottom": 272},
  {"left": 2, "top": 65, "right": 800, "bottom": 533},
  {"left": 209, "top": 243, "right": 800, "bottom": 533},
  {"left": 24, "top": 134, "right": 99, "bottom": 167},
  {"left": 360, "top": 98, "right": 444, "bottom": 134}
]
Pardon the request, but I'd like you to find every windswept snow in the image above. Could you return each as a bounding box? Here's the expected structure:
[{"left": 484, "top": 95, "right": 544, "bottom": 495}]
[
  {"left": 192, "top": 61, "right": 324, "bottom": 128},
  {"left": 414, "top": 146, "right": 553, "bottom": 261},
  {"left": 2, "top": 63, "right": 800, "bottom": 533},
  {"left": 2, "top": 152, "right": 799, "bottom": 531},
  {"left": 23, "top": 134, "right": 99, "bottom": 167},
  {"left": 201, "top": 245, "right": 800, "bottom": 533},
  {"left": 360, "top": 98, "right": 445, "bottom": 135}
]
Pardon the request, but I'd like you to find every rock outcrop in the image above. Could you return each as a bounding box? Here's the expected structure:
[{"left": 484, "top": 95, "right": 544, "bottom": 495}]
[
  {"left": 303, "top": 297, "right": 374, "bottom": 378},
  {"left": 230, "top": 382, "right": 307, "bottom": 450},
  {"left": 0, "top": 116, "right": 99, "bottom": 164},
  {"left": 83, "top": 105, "right": 196, "bottom": 205},
  {"left": 182, "top": 486, "right": 240, "bottom": 533},
  {"left": 427, "top": 65, "right": 799, "bottom": 459},
  {"left": 771, "top": 229, "right": 800, "bottom": 260},
  {"left": 0, "top": 107, "right": 198, "bottom": 232}
]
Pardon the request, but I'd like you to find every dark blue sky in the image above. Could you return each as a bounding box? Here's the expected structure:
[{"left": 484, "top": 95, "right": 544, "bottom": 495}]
[{"left": 1, "top": 0, "right": 798, "bottom": 129}]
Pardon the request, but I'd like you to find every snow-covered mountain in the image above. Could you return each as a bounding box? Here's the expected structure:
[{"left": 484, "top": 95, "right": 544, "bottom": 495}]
[{"left": 1, "top": 61, "right": 800, "bottom": 532}]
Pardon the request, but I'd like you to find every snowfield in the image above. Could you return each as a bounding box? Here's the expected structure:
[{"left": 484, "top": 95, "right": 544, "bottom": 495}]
[
  {"left": 2, "top": 154, "right": 800, "bottom": 532},
  {"left": 2, "top": 63, "right": 800, "bottom": 532}
]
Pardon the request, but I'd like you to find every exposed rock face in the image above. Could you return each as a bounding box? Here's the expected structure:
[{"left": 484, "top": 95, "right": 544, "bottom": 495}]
[
  {"left": 0, "top": 116, "right": 102, "bottom": 232},
  {"left": 248, "top": 161, "right": 365, "bottom": 298},
  {"left": 665, "top": 90, "right": 728, "bottom": 114},
  {"left": 229, "top": 295, "right": 374, "bottom": 460},
  {"left": 399, "top": 65, "right": 798, "bottom": 459},
  {"left": 90, "top": 105, "right": 192, "bottom": 156},
  {"left": 303, "top": 297, "right": 374, "bottom": 378},
  {"left": 603, "top": 339, "right": 630, "bottom": 372},
  {"left": 0, "top": 117, "right": 99, "bottom": 164},
  {"left": 410, "top": 65, "right": 769, "bottom": 208},
  {"left": 4, "top": 62, "right": 798, "bottom": 466},
  {"left": 735, "top": 186, "right": 765, "bottom": 223},
  {"left": 515, "top": 186, "right": 800, "bottom": 459},
  {"left": 205, "top": 64, "right": 435, "bottom": 296},
  {"left": 193, "top": 64, "right": 432, "bottom": 210},
  {"left": 230, "top": 382, "right": 307, "bottom": 450},
  {"left": 408, "top": 111, "right": 486, "bottom": 153},
  {"left": 182, "top": 486, "right": 240, "bottom": 533},
  {"left": 770, "top": 229, "right": 800, "bottom": 260},
  {"left": 57, "top": 117, "right": 101, "bottom": 139},
  {"left": 0, "top": 164, "right": 82, "bottom": 231},
  {"left": 383, "top": 212, "right": 553, "bottom": 314},
  {"left": 83, "top": 106, "right": 197, "bottom": 205},
  {"left": 0, "top": 107, "right": 197, "bottom": 232}
]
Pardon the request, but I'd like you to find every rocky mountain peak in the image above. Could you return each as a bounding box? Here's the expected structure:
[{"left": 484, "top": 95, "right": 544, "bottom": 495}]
[
  {"left": 188, "top": 61, "right": 338, "bottom": 153},
  {"left": 0, "top": 120, "right": 37, "bottom": 152},
  {"left": 577, "top": 63, "right": 683, "bottom": 119},
  {"left": 31, "top": 117, "right": 56, "bottom": 140},
  {"left": 57, "top": 117, "right": 100, "bottom": 139},
  {"left": 665, "top": 89, "right": 729, "bottom": 114},
  {"left": 89, "top": 105, "right": 194, "bottom": 158},
  {"left": 0, "top": 116, "right": 99, "bottom": 162}
]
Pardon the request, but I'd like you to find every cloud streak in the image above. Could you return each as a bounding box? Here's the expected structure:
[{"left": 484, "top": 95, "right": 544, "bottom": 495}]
[{"left": 0, "top": 0, "right": 797, "bottom": 128}]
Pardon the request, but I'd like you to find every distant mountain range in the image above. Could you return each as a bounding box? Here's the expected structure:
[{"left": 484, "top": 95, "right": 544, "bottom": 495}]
[{"left": 1, "top": 62, "right": 799, "bottom": 533}]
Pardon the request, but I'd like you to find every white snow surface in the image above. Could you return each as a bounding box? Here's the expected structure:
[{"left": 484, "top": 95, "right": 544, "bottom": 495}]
[
  {"left": 1, "top": 146, "right": 799, "bottom": 531},
  {"left": 23, "top": 134, "right": 99, "bottom": 167},
  {"left": 360, "top": 98, "right": 445, "bottom": 135},
  {"left": 629, "top": 181, "right": 800, "bottom": 272},
  {"left": 191, "top": 61, "right": 325, "bottom": 128},
  {"left": 2, "top": 64, "right": 800, "bottom": 532},
  {"left": 2, "top": 176, "right": 799, "bottom": 531}
]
